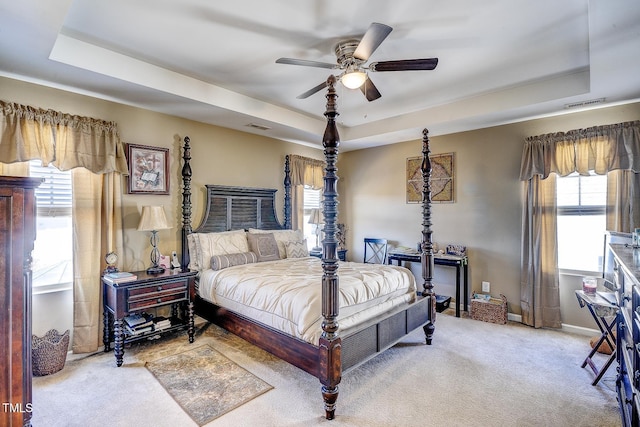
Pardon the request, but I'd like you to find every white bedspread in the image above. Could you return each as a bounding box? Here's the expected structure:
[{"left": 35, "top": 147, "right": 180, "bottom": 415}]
[{"left": 198, "top": 257, "right": 417, "bottom": 345}]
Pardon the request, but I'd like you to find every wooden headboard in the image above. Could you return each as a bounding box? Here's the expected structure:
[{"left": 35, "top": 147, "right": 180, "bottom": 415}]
[
  {"left": 180, "top": 136, "right": 292, "bottom": 267},
  {"left": 193, "top": 185, "right": 286, "bottom": 233}
]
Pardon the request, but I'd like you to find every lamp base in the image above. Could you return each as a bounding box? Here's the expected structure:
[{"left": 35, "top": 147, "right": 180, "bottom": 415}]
[{"left": 146, "top": 266, "right": 165, "bottom": 274}]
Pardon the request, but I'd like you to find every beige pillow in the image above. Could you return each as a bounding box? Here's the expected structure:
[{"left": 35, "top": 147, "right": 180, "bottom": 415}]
[
  {"left": 210, "top": 252, "right": 258, "bottom": 270},
  {"left": 285, "top": 240, "right": 309, "bottom": 258},
  {"left": 247, "top": 232, "right": 280, "bottom": 262},
  {"left": 189, "top": 230, "right": 249, "bottom": 270},
  {"left": 248, "top": 228, "right": 304, "bottom": 258}
]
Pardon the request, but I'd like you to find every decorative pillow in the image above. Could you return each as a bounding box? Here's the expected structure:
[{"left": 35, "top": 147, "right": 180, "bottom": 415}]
[
  {"left": 248, "top": 228, "right": 305, "bottom": 258},
  {"left": 285, "top": 239, "right": 309, "bottom": 258},
  {"left": 247, "top": 232, "right": 280, "bottom": 262},
  {"left": 190, "top": 230, "right": 249, "bottom": 270},
  {"left": 210, "top": 252, "right": 258, "bottom": 271}
]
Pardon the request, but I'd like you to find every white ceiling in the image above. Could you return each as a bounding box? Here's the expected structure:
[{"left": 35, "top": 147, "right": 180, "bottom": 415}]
[{"left": 1, "top": 0, "right": 639, "bottom": 151}]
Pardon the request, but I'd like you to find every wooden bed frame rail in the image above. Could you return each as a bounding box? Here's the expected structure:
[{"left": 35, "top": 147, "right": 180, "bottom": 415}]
[{"left": 180, "top": 75, "right": 435, "bottom": 420}]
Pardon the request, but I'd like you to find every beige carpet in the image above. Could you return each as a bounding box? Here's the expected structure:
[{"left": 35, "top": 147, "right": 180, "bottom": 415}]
[
  {"left": 32, "top": 313, "right": 621, "bottom": 426},
  {"left": 146, "top": 344, "right": 272, "bottom": 425}
]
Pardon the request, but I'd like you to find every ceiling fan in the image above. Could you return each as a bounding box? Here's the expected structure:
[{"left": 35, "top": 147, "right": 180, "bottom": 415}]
[{"left": 276, "top": 22, "right": 438, "bottom": 102}]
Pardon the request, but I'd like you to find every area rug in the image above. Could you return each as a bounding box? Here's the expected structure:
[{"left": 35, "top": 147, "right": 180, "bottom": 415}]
[{"left": 145, "top": 344, "right": 272, "bottom": 426}]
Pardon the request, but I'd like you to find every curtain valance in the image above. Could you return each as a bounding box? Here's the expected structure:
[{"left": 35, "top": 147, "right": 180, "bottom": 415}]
[
  {"left": 0, "top": 100, "right": 128, "bottom": 175},
  {"left": 289, "top": 154, "right": 326, "bottom": 189},
  {"left": 519, "top": 120, "right": 640, "bottom": 180}
]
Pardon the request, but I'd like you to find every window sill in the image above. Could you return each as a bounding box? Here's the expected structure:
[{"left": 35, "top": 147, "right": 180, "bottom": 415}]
[
  {"left": 33, "top": 282, "right": 73, "bottom": 295},
  {"left": 559, "top": 268, "right": 602, "bottom": 278}
]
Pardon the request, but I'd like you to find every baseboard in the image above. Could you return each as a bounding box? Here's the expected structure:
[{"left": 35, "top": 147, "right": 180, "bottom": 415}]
[
  {"left": 461, "top": 308, "right": 597, "bottom": 336},
  {"left": 503, "top": 313, "right": 598, "bottom": 336},
  {"left": 507, "top": 312, "right": 522, "bottom": 323},
  {"left": 561, "top": 323, "right": 599, "bottom": 337}
]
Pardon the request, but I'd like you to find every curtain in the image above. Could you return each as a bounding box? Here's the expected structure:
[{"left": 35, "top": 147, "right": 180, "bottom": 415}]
[
  {"left": 607, "top": 169, "right": 640, "bottom": 231},
  {"left": 520, "top": 174, "right": 561, "bottom": 328},
  {"left": 72, "top": 169, "right": 124, "bottom": 353},
  {"left": 289, "top": 154, "right": 325, "bottom": 230},
  {"left": 520, "top": 120, "right": 640, "bottom": 328},
  {"left": 1, "top": 99, "right": 126, "bottom": 352}
]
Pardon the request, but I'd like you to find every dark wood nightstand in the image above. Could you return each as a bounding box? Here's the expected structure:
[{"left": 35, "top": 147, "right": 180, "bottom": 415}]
[{"left": 102, "top": 269, "right": 197, "bottom": 366}]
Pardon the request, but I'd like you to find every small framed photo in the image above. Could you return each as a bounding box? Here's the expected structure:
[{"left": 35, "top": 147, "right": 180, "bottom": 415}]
[{"left": 126, "top": 143, "right": 169, "bottom": 195}]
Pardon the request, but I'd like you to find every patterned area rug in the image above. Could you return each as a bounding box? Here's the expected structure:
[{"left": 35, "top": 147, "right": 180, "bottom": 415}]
[{"left": 145, "top": 344, "right": 272, "bottom": 426}]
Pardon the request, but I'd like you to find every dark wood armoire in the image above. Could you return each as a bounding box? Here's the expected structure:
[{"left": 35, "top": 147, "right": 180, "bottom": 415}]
[{"left": 0, "top": 176, "right": 41, "bottom": 427}]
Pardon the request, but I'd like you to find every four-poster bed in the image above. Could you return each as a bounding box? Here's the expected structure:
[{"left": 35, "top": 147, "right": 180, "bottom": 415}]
[{"left": 179, "top": 76, "right": 436, "bottom": 419}]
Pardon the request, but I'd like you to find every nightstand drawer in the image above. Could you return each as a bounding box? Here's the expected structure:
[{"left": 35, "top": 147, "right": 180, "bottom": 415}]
[
  {"left": 128, "top": 289, "right": 188, "bottom": 311},
  {"left": 128, "top": 280, "right": 188, "bottom": 298},
  {"left": 127, "top": 281, "right": 188, "bottom": 311}
]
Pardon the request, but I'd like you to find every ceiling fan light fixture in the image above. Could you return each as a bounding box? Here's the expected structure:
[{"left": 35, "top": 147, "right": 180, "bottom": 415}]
[{"left": 342, "top": 71, "right": 367, "bottom": 89}]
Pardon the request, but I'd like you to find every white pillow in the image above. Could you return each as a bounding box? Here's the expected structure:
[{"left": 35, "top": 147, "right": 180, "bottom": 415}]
[
  {"left": 188, "top": 230, "right": 249, "bottom": 271},
  {"left": 248, "top": 228, "right": 304, "bottom": 258}
]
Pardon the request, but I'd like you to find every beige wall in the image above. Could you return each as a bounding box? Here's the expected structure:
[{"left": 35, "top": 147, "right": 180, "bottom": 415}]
[
  {"left": 0, "top": 76, "right": 323, "bottom": 272},
  {"left": 339, "top": 102, "right": 640, "bottom": 329},
  {"left": 3, "top": 74, "right": 639, "bottom": 333}
]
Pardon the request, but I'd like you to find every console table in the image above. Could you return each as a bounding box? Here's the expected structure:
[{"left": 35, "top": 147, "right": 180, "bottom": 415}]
[{"left": 388, "top": 252, "right": 469, "bottom": 317}]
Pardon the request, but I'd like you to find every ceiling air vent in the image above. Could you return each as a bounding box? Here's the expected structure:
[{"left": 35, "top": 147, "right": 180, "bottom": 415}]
[
  {"left": 246, "top": 123, "right": 271, "bottom": 131},
  {"left": 564, "top": 98, "right": 605, "bottom": 109}
]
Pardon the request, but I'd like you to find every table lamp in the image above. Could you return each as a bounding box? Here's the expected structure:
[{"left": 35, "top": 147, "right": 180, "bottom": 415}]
[
  {"left": 308, "top": 208, "right": 324, "bottom": 251},
  {"left": 137, "top": 206, "right": 171, "bottom": 274}
]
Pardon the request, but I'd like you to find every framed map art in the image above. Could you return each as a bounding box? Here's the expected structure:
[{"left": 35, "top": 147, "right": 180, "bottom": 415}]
[{"left": 406, "top": 152, "right": 455, "bottom": 203}]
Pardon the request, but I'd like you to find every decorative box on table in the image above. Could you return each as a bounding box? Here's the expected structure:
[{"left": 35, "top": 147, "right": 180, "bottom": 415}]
[{"left": 470, "top": 294, "right": 507, "bottom": 324}]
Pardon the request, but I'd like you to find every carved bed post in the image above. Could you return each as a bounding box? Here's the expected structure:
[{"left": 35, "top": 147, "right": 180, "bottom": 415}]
[
  {"left": 284, "top": 155, "right": 292, "bottom": 229},
  {"left": 420, "top": 128, "right": 436, "bottom": 344},
  {"left": 319, "top": 75, "right": 342, "bottom": 420},
  {"left": 181, "top": 136, "right": 193, "bottom": 269}
]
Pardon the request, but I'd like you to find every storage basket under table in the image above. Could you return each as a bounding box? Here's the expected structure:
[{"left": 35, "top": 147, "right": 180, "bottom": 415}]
[{"left": 470, "top": 294, "right": 507, "bottom": 324}]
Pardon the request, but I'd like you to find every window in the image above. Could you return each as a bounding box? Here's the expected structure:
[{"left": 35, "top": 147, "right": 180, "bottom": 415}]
[
  {"left": 29, "top": 160, "right": 73, "bottom": 291},
  {"left": 303, "top": 186, "right": 321, "bottom": 250},
  {"left": 556, "top": 172, "right": 607, "bottom": 273}
]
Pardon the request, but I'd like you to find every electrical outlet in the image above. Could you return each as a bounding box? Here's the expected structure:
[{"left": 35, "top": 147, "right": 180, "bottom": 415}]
[{"left": 482, "top": 281, "right": 490, "bottom": 293}]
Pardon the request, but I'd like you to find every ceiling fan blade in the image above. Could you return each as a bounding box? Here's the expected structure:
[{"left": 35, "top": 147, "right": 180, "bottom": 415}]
[
  {"left": 296, "top": 81, "right": 329, "bottom": 99},
  {"left": 369, "top": 58, "right": 439, "bottom": 72},
  {"left": 276, "top": 58, "right": 337, "bottom": 69},
  {"left": 360, "top": 77, "right": 381, "bottom": 102},
  {"left": 353, "top": 22, "right": 393, "bottom": 61}
]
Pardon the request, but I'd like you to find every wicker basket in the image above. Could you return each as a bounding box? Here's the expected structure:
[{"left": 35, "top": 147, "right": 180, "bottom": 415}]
[
  {"left": 470, "top": 294, "right": 508, "bottom": 324},
  {"left": 32, "top": 329, "right": 70, "bottom": 376}
]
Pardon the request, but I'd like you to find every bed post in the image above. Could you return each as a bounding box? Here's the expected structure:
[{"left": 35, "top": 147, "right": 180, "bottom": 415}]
[
  {"left": 420, "top": 128, "right": 437, "bottom": 344},
  {"left": 181, "top": 136, "right": 193, "bottom": 269},
  {"left": 284, "top": 155, "right": 292, "bottom": 229},
  {"left": 319, "top": 75, "right": 342, "bottom": 420}
]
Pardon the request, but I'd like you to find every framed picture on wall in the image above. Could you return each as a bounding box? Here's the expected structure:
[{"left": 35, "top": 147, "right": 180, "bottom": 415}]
[
  {"left": 406, "top": 152, "right": 455, "bottom": 203},
  {"left": 126, "top": 143, "right": 170, "bottom": 195}
]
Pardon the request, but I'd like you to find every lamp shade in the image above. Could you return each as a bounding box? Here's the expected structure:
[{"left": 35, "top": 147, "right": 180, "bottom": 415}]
[
  {"left": 137, "top": 206, "right": 171, "bottom": 231},
  {"left": 308, "top": 208, "right": 324, "bottom": 225}
]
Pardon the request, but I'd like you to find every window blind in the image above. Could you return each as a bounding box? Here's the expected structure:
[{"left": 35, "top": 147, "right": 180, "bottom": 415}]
[{"left": 29, "top": 160, "right": 72, "bottom": 217}]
